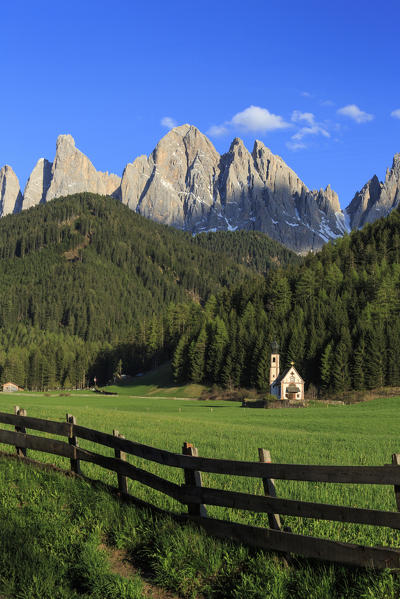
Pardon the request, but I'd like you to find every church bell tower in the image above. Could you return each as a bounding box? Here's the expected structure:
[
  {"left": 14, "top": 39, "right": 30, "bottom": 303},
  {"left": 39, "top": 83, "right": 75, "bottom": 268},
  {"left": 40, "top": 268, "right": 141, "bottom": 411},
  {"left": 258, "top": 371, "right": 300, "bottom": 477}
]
[{"left": 269, "top": 341, "right": 280, "bottom": 385}]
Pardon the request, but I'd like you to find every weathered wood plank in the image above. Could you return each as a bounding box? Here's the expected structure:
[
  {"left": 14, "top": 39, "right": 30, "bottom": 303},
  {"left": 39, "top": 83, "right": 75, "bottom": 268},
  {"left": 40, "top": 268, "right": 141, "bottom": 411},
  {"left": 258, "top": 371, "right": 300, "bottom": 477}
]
[
  {"left": 73, "top": 424, "right": 180, "bottom": 466},
  {"left": 180, "top": 458, "right": 400, "bottom": 485},
  {"left": 74, "top": 446, "right": 182, "bottom": 500},
  {"left": 181, "top": 485, "right": 400, "bottom": 529},
  {"left": 0, "top": 429, "right": 73, "bottom": 459},
  {"left": 259, "top": 448, "right": 281, "bottom": 530},
  {"left": 392, "top": 454, "right": 400, "bottom": 511},
  {"left": 0, "top": 428, "right": 183, "bottom": 501},
  {"left": 0, "top": 428, "right": 183, "bottom": 500},
  {"left": 73, "top": 423, "right": 400, "bottom": 485},
  {"left": 188, "top": 516, "right": 400, "bottom": 569},
  {"left": 0, "top": 411, "right": 69, "bottom": 436},
  {"left": 4, "top": 424, "right": 399, "bottom": 529},
  {"left": 14, "top": 407, "right": 27, "bottom": 457},
  {"left": 113, "top": 430, "right": 128, "bottom": 494},
  {"left": 3, "top": 412, "right": 400, "bottom": 485},
  {"left": 182, "top": 443, "right": 207, "bottom": 518},
  {"left": 66, "top": 414, "right": 81, "bottom": 475},
  {"left": 2, "top": 425, "right": 400, "bottom": 569}
]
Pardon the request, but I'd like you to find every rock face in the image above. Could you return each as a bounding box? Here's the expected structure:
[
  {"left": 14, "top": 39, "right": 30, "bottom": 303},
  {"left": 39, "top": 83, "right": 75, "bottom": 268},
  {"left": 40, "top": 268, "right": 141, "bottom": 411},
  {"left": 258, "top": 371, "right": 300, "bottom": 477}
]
[
  {"left": 23, "top": 158, "right": 53, "bottom": 209},
  {"left": 4, "top": 127, "right": 400, "bottom": 253},
  {"left": 0, "top": 165, "right": 22, "bottom": 216},
  {"left": 121, "top": 125, "right": 220, "bottom": 227},
  {"left": 120, "top": 125, "right": 346, "bottom": 253},
  {"left": 346, "top": 154, "right": 400, "bottom": 229},
  {"left": 46, "top": 135, "right": 120, "bottom": 202},
  {"left": 21, "top": 134, "right": 121, "bottom": 211}
]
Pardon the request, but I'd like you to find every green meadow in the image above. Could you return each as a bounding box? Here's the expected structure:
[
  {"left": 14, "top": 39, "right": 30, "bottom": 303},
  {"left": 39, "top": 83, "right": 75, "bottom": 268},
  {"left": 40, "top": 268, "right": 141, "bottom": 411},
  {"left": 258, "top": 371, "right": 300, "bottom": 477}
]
[
  {"left": 103, "top": 362, "right": 208, "bottom": 399},
  {"left": 1, "top": 385, "right": 400, "bottom": 598}
]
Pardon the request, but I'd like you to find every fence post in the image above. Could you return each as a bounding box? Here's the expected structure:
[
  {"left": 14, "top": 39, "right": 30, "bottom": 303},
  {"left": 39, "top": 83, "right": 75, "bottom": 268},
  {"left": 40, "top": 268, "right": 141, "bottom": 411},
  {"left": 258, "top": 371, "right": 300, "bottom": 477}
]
[
  {"left": 66, "top": 414, "right": 81, "bottom": 475},
  {"left": 113, "top": 430, "right": 128, "bottom": 494},
  {"left": 14, "top": 406, "right": 27, "bottom": 457},
  {"left": 258, "top": 448, "right": 282, "bottom": 530},
  {"left": 182, "top": 442, "right": 207, "bottom": 518},
  {"left": 392, "top": 454, "right": 400, "bottom": 510}
]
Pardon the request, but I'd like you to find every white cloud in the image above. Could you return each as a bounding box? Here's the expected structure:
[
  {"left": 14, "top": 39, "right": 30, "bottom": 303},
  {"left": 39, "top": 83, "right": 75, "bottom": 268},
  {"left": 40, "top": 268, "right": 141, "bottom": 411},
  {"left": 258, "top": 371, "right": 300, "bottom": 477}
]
[
  {"left": 161, "top": 116, "right": 177, "bottom": 129},
  {"left": 291, "top": 110, "right": 315, "bottom": 126},
  {"left": 391, "top": 109, "right": 400, "bottom": 119},
  {"left": 337, "top": 104, "right": 374, "bottom": 123},
  {"left": 207, "top": 125, "right": 229, "bottom": 137},
  {"left": 286, "top": 141, "right": 307, "bottom": 151},
  {"left": 321, "top": 99, "right": 335, "bottom": 107},
  {"left": 230, "top": 105, "right": 290, "bottom": 132},
  {"left": 207, "top": 105, "right": 290, "bottom": 138},
  {"left": 301, "top": 91, "right": 313, "bottom": 98},
  {"left": 292, "top": 125, "right": 330, "bottom": 141}
]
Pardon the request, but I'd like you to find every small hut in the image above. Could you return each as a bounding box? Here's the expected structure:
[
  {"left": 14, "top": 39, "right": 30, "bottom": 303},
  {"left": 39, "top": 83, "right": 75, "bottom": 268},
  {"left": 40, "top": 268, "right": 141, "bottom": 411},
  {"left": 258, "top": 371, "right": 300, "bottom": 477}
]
[{"left": 2, "top": 382, "right": 23, "bottom": 393}]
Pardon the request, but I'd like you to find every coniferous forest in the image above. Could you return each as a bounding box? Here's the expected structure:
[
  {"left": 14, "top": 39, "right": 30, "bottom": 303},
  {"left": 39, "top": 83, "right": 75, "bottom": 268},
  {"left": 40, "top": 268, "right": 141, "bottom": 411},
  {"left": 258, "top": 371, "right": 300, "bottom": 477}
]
[
  {"left": 0, "top": 193, "right": 294, "bottom": 389},
  {"left": 173, "top": 208, "right": 400, "bottom": 393},
  {"left": 1, "top": 191, "right": 400, "bottom": 393}
]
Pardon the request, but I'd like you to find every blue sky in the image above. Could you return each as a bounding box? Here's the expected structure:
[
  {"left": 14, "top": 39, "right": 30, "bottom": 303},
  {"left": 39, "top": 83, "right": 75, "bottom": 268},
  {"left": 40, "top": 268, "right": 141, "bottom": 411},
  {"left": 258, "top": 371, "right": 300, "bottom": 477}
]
[{"left": 1, "top": 0, "right": 399, "bottom": 208}]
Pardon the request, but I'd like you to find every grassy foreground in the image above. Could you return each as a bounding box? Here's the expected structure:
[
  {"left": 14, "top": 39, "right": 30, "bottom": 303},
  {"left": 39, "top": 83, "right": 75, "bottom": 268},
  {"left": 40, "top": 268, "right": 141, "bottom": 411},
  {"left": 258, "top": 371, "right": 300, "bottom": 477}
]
[{"left": 1, "top": 390, "right": 400, "bottom": 597}]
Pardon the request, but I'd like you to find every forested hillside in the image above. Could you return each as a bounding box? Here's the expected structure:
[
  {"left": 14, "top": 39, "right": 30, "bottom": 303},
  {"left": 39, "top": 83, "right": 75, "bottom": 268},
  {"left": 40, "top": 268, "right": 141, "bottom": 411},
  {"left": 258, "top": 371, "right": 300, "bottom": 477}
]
[
  {"left": 173, "top": 208, "right": 400, "bottom": 393},
  {"left": 194, "top": 230, "right": 299, "bottom": 274},
  {"left": 0, "top": 193, "right": 295, "bottom": 389}
]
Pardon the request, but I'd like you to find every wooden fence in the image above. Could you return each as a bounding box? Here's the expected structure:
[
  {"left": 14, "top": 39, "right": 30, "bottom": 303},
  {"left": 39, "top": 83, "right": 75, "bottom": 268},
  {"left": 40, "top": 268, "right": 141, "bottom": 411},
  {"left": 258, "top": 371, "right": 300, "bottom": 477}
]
[{"left": 1, "top": 407, "right": 400, "bottom": 569}]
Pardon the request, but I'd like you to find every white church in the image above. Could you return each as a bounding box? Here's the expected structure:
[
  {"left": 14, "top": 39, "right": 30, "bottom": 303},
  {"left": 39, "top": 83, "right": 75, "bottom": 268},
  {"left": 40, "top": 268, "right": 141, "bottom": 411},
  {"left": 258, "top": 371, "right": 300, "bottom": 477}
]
[{"left": 269, "top": 350, "right": 305, "bottom": 400}]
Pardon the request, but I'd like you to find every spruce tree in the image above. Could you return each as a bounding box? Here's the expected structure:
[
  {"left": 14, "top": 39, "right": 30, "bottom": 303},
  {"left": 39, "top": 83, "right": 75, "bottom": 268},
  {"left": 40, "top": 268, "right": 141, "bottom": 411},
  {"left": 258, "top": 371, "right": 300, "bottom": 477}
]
[
  {"left": 172, "top": 335, "right": 189, "bottom": 382},
  {"left": 352, "top": 339, "right": 366, "bottom": 390},
  {"left": 320, "top": 342, "right": 333, "bottom": 391},
  {"left": 332, "top": 341, "right": 349, "bottom": 392},
  {"left": 364, "top": 328, "right": 385, "bottom": 389},
  {"left": 188, "top": 326, "right": 207, "bottom": 383}
]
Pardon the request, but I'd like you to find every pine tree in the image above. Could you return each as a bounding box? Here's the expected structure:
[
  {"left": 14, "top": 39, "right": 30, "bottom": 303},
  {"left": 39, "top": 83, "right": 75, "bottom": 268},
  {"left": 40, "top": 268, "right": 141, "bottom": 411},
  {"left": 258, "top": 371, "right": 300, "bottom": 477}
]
[
  {"left": 352, "top": 339, "right": 366, "bottom": 390},
  {"left": 188, "top": 326, "right": 207, "bottom": 383},
  {"left": 172, "top": 335, "right": 189, "bottom": 382},
  {"left": 364, "top": 327, "right": 385, "bottom": 389},
  {"left": 332, "top": 341, "right": 349, "bottom": 392},
  {"left": 205, "top": 317, "right": 229, "bottom": 383},
  {"left": 320, "top": 342, "right": 333, "bottom": 390},
  {"left": 256, "top": 345, "right": 270, "bottom": 391},
  {"left": 220, "top": 350, "right": 234, "bottom": 390}
]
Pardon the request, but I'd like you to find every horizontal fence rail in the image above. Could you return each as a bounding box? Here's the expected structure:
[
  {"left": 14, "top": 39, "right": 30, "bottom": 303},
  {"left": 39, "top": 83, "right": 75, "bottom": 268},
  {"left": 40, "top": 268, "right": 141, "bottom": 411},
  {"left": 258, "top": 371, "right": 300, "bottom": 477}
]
[
  {"left": 1, "top": 409, "right": 400, "bottom": 569},
  {"left": 2, "top": 411, "right": 400, "bottom": 484}
]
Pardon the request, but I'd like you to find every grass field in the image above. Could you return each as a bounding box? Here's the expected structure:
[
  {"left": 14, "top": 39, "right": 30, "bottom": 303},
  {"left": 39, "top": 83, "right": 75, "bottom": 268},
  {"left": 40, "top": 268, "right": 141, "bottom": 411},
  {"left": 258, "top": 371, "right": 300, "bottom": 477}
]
[
  {"left": 1, "top": 385, "right": 400, "bottom": 598},
  {"left": 103, "top": 362, "right": 209, "bottom": 399}
]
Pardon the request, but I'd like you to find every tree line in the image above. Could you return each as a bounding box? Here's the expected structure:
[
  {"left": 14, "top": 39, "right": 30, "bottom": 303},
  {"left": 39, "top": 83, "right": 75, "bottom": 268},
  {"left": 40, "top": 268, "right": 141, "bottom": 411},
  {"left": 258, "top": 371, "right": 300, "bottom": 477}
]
[
  {"left": 2, "top": 191, "right": 399, "bottom": 393},
  {"left": 172, "top": 209, "right": 400, "bottom": 393},
  {"left": 0, "top": 193, "right": 294, "bottom": 389}
]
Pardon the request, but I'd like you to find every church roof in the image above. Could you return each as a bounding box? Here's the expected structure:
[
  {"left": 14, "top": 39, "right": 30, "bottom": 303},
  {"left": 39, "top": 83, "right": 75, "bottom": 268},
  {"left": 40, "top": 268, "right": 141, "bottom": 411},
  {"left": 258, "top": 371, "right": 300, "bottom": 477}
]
[{"left": 272, "top": 365, "right": 304, "bottom": 387}]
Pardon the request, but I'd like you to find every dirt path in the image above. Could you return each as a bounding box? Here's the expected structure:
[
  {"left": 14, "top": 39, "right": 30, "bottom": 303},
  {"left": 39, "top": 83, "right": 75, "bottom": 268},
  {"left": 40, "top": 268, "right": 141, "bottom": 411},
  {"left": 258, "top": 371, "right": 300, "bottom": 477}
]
[{"left": 103, "top": 544, "right": 183, "bottom": 599}]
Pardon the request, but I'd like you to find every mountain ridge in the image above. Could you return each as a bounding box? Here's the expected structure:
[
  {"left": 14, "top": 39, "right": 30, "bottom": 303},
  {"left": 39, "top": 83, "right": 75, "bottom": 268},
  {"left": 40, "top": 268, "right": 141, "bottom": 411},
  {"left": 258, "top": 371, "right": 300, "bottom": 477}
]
[{"left": 1, "top": 126, "right": 399, "bottom": 253}]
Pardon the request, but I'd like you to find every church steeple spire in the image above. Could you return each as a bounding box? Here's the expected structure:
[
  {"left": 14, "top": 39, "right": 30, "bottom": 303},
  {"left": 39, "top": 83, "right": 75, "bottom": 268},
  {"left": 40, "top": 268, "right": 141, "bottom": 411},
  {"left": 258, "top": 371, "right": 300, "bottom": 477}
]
[{"left": 269, "top": 342, "right": 280, "bottom": 385}]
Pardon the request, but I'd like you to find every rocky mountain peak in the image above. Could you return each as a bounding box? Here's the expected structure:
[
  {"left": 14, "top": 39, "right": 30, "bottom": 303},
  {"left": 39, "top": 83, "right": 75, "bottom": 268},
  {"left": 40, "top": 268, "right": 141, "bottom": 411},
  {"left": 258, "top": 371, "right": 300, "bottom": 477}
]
[
  {"left": 23, "top": 158, "right": 53, "bottom": 210},
  {"left": 56, "top": 133, "right": 76, "bottom": 150},
  {"left": 118, "top": 126, "right": 346, "bottom": 252},
  {"left": 346, "top": 156, "right": 400, "bottom": 230},
  {"left": 392, "top": 153, "right": 400, "bottom": 171},
  {"left": 19, "top": 135, "right": 121, "bottom": 211},
  {"left": 318, "top": 184, "right": 341, "bottom": 214},
  {"left": 6, "top": 126, "right": 400, "bottom": 254},
  {"left": 0, "top": 165, "right": 22, "bottom": 216}
]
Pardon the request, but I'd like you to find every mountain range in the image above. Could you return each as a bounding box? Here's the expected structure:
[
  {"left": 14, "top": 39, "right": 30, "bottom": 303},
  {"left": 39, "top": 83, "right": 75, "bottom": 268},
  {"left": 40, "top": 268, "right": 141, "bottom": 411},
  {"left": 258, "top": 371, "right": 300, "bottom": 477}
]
[{"left": 1, "top": 125, "right": 399, "bottom": 253}]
